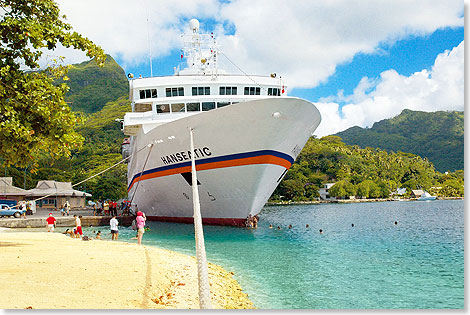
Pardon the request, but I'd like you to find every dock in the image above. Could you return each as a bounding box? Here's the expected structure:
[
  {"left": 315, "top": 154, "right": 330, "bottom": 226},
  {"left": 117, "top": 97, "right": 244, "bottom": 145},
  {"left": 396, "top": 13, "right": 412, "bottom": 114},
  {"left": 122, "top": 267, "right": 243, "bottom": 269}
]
[{"left": 0, "top": 208, "right": 134, "bottom": 229}]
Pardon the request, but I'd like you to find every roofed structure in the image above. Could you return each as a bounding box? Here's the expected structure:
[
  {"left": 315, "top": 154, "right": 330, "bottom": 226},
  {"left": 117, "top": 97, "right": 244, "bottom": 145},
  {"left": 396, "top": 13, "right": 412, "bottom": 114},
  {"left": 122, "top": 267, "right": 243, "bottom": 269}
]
[
  {"left": 0, "top": 177, "right": 30, "bottom": 201},
  {"left": 27, "top": 180, "right": 91, "bottom": 198}
]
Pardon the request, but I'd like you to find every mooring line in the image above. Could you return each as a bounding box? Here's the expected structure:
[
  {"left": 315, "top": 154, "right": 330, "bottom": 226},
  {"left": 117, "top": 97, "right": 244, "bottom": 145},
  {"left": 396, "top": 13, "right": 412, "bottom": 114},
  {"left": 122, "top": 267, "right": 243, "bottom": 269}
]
[{"left": 9, "top": 142, "right": 152, "bottom": 210}]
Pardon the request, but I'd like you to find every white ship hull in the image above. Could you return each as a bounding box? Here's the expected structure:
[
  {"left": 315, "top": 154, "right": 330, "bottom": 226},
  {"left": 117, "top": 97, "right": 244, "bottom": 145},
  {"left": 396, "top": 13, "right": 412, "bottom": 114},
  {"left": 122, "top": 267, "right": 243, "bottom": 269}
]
[{"left": 127, "top": 97, "right": 321, "bottom": 225}]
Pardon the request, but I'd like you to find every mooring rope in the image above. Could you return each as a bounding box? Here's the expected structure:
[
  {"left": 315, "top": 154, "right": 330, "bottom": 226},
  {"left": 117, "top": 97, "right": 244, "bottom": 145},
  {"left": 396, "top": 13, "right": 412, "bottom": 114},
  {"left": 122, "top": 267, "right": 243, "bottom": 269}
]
[
  {"left": 8, "top": 142, "right": 152, "bottom": 210},
  {"left": 189, "top": 128, "right": 213, "bottom": 309},
  {"left": 128, "top": 143, "right": 154, "bottom": 209}
]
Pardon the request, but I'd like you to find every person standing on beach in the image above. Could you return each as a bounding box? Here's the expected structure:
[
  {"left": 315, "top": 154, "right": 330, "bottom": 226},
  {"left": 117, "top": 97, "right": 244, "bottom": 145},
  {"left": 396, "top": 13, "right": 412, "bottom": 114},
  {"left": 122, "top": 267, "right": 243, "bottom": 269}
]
[
  {"left": 45, "top": 213, "right": 56, "bottom": 232},
  {"left": 110, "top": 215, "right": 119, "bottom": 240},
  {"left": 64, "top": 200, "right": 71, "bottom": 216},
  {"left": 136, "top": 211, "right": 146, "bottom": 245},
  {"left": 103, "top": 201, "right": 109, "bottom": 216},
  {"left": 74, "top": 215, "right": 82, "bottom": 238}
]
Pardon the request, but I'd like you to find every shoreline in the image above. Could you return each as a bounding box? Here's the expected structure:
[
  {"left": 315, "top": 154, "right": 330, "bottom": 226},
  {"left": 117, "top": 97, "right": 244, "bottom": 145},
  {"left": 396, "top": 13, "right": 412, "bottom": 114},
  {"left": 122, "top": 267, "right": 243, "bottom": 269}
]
[
  {"left": 266, "top": 196, "right": 463, "bottom": 206},
  {"left": 0, "top": 231, "right": 254, "bottom": 309}
]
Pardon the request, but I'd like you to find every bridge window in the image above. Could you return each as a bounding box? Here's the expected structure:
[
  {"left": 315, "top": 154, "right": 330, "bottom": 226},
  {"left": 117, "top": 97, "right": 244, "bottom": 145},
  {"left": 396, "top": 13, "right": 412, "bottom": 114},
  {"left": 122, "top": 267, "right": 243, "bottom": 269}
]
[
  {"left": 187, "top": 102, "right": 200, "bottom": 112},
  {"left": 268, "top": 88, "right": 281, "bottom": 96},
  {"left": 156, "top": 104, "right": 170, "bottom": 114},
  {"left": 244, "top": 86, "right": 260, "bottom": 95},
  {"left": 171, "top": 103, "right": 185, "bottom": 113},
  {"left": 217, "top": 102, "right": 230, "bottom": 108},
  {"left": 139, "top": 89, "right": 157, "bottom": 99},
  {"left": 192, "top": 86, "right": 210, "bottom": 96},
  {"left": 166, "top": 87, "right": 184, "bottom": 97},
  {"left": 220, "top": 86, "right": 237, "bottom": 95},
  {"left": 134, "top": 103, "right": 152, "bottom": 112},
  {"left": 202, "top": 102, "right": 215, "bottom": 111}
]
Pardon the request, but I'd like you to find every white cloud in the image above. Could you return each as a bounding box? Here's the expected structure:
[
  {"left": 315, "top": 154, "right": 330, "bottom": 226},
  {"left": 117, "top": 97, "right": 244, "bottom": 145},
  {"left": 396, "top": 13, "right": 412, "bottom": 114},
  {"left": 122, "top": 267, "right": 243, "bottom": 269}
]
[
  {"left": 51, "top": 0, "right": 220, "bottom": 68},
  {"left": 314, "top": 41, "right": 464, "bottom": 137},
  {"left": 51, "top": 0, "right": 462, "bottom": 89}
]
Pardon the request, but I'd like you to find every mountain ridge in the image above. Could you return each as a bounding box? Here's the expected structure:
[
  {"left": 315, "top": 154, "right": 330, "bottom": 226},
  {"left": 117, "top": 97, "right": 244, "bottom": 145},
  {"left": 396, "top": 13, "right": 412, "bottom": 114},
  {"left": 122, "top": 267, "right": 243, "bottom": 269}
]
[{"left": 334, "top": 109, "right": 464, "bottom": 172}]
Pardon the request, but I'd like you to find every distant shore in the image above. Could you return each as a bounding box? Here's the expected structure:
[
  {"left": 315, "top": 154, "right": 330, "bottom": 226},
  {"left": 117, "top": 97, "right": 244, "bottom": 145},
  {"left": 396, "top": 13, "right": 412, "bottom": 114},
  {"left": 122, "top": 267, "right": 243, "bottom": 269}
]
[
  {"left": 0, "top": 231, "right": 254, "bottom": 309},
  {"left": 266, "top": 196, "right": 463, "bottom": 206}
]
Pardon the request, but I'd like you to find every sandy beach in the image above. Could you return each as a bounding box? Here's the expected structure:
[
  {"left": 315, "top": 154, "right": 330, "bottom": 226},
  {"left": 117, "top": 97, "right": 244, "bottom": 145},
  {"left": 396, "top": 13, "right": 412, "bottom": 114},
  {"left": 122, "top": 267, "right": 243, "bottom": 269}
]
[{"left": 0, "top": 231, "right": 254, "bottom": 309}]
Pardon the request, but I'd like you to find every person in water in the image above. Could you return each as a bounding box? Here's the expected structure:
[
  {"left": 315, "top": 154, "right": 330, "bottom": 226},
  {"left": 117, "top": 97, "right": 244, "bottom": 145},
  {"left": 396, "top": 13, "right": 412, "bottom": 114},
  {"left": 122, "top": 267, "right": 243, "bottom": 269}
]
[
  {"left": 319, "top": 229, "right": 323, "bottom": 234},
  {"left": 269, "top": 224, "right": 273, "bottom": 229}
]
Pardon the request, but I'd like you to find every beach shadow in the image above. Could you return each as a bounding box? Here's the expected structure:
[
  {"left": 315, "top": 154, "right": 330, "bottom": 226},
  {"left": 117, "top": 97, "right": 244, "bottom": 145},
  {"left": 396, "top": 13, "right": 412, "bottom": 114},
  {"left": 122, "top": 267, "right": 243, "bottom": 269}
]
[
  {"left": 0, "top": 241, "right": 24, "bottom": 247},
  {"left": 141, "top": 247, "right": 152, "bottom": 308}
]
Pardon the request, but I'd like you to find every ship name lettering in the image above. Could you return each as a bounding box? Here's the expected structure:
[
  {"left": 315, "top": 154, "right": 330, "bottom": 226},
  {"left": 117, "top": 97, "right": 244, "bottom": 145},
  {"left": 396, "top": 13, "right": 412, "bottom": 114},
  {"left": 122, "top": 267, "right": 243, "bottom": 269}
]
[{"left": 161, "top": 147, "right": 212, "bottom": 165}]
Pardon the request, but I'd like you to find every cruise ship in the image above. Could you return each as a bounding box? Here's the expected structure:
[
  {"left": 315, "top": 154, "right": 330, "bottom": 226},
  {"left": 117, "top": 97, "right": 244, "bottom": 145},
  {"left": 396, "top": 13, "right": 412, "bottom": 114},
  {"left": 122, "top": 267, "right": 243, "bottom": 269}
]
[{"left": 122, "top": 19, "right": 321, "bottom": 226}]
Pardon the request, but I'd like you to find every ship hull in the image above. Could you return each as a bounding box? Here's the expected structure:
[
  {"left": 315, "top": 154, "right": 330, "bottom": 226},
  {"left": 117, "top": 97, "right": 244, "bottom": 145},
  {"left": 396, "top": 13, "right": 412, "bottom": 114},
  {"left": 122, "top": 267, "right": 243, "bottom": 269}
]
[{"left": 127, "top": 97, "right": 321, "bottom": 225}]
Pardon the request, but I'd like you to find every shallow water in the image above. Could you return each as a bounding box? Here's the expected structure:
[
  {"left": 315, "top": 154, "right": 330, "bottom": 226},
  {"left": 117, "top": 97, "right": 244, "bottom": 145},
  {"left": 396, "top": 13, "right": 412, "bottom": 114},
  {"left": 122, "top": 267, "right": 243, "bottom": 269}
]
[{"left": 80, "top": 200, "right": 463, "bottom": 309}]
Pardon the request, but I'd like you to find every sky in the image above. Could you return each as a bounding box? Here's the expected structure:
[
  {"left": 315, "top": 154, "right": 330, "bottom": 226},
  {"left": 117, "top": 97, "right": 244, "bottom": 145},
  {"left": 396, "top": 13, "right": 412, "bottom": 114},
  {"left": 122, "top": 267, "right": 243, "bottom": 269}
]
[{"left": 49, "top": 0, "right": 465, "bottom": 137}]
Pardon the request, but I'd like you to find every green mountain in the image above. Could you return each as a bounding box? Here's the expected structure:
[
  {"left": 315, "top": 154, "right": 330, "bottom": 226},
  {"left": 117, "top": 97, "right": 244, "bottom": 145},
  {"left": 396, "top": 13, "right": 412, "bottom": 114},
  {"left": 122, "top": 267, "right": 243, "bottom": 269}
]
[
  {"left": 64, "top": 55, "right": 128, "bottom": 114},
  {"left": 334, "top": 109, "right": 464, "bottom": 172}
]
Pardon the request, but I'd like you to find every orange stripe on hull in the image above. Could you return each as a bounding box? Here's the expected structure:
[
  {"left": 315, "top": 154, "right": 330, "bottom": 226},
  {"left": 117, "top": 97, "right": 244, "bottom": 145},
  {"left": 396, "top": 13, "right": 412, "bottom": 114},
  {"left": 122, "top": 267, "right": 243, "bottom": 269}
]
[{"left": 128, "top": 155, "right": 291, "bottom": 192}]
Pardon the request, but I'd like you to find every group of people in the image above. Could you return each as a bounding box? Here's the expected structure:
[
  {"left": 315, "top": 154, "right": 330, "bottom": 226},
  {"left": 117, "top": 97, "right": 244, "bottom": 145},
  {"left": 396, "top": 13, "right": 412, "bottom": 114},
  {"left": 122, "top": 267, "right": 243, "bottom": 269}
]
[
  {"left": 93, "top": 200, "right": 131, "bottom": 216},
  {"left": 16, "top": 200, "right": 34, "bottom": 218},
  {"left": 245, "top": 214, "right": 259, "bottom": 228},
  {"left": 60, "top": 201, "right": 71, "bottom": 216},
  {"left": 45, "top": 209, "right": 147, "bottom": 245}
]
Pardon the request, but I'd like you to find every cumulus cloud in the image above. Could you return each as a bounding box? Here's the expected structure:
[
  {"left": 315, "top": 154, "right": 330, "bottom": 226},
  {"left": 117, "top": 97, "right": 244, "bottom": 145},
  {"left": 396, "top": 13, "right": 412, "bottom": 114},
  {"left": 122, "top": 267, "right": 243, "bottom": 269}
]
[
  {"left": 52, "top": 0, "right": 463, "bottom": 88},
  {"left": 50, "top": 0, "right": 220, "bottom": 68},
  {"left": 314, "top": 41, "right": 464, "bottom": 137}
]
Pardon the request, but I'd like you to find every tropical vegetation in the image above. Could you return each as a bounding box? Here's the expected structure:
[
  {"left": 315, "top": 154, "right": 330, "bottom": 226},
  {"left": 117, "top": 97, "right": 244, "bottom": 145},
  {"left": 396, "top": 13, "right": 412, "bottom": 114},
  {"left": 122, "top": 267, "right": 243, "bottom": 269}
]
[
  {"left": 0, "top": 0, "right": 106, "bottom": 169},
  {"left": 271, "top": 136, "right": 464, "bottom": 201},
  {"left": 335, "top": 109, "right": 464, "bottom": 173}
]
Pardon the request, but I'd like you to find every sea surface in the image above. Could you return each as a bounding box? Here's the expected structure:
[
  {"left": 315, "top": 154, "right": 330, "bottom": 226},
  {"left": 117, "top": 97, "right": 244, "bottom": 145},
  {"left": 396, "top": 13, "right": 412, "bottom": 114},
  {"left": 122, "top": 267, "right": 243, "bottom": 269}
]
[{"left": 85, "top": 200, "right": 463, "bottom": 309}]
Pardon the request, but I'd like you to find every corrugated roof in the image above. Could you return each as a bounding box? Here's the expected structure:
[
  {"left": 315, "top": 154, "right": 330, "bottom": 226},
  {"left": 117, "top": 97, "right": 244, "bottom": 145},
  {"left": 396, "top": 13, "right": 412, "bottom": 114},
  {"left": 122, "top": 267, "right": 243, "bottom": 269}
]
[
  {"left": 27, "top": 180, "right": 92, "bottom": 197},
  {"left": 0, "top": 177, "right": 30, "bottom": 196}
]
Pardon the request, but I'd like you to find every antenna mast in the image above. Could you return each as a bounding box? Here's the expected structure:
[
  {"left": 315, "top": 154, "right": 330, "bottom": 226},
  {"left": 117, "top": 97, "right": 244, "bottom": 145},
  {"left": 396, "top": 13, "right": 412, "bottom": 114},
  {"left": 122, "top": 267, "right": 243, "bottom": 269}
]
[{"left": 147, "top": 16, "right": 153, "bottom": 77}]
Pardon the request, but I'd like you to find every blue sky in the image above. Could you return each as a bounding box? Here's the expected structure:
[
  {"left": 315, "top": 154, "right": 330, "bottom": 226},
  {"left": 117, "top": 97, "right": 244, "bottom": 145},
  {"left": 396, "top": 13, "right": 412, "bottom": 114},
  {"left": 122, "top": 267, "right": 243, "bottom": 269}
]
[
  {"left": 292, "top": 27, "right": 464, "bottom": 103},
  {"left": 55, "top": 0, "right": 464, "bottom": 136}
]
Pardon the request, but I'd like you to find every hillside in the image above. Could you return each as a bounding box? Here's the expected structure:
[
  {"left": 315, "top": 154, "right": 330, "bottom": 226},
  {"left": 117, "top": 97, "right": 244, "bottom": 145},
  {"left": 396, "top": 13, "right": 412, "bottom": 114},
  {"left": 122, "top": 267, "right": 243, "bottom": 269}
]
[
  {"left": 63, "top": 55, "right": 128, "bottom": 114},
  {"left": 334, "top": 110, "right": 464, "bottom": 172}
]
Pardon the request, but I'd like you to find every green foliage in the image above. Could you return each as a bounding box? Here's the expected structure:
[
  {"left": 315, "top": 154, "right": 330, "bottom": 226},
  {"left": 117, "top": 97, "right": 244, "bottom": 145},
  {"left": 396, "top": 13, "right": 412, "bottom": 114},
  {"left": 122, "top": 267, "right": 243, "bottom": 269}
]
[
  {"left": 335, "top": 109, "right": 464, "bottom": 172},
  {"left": 440, "top": 179, "right": 464, "bottom": 197},
  {"left": 328, "top": 180, "right": 355, "bottom": 198},
  {"left": 62, "top": 55, "right": 128, "bottom": 113},
  {"left": 271, "top": 135, "right": 464, "bottom": 201},
  {"left": 0, "top": 0, "right": 106, "bottom": 169}
]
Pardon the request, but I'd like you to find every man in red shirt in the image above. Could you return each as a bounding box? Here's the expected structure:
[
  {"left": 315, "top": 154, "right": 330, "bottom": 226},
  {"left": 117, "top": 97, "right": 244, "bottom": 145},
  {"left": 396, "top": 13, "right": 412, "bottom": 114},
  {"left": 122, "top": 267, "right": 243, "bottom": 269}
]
[{"left": 45, "top": 213, "right": 56, "bottom": 232}]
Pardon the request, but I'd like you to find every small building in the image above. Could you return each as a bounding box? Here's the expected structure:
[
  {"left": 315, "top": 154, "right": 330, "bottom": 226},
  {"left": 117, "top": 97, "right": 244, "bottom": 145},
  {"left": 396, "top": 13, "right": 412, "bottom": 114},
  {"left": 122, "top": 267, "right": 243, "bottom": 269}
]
[
  {"left": 0, "top": 177, "right": 30, "bottom": 202},
  {"left": 318, "top": 183, "right": 337, "bottom": 201},
  {"left": 411, "top": 189, "right": 425, "bottom": 198},
  {"left": 392, "top": 188, "right": 407, "bottom": 196},
  {"left": 27, "top": 180, "right": 92, "bottom": 210}
]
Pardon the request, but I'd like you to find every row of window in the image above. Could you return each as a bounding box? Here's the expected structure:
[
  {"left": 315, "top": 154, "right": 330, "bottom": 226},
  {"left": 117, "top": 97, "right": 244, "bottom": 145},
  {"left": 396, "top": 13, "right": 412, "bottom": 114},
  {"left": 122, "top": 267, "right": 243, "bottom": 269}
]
[
  {"left": 139, "top": 89, "right": 158, "bottom": 99},
  {"left": 155, "top": 101, "right": 236, "bottom": 113},
  {"left": 139, "top": 86, "right": 281, "bottom": 99}
]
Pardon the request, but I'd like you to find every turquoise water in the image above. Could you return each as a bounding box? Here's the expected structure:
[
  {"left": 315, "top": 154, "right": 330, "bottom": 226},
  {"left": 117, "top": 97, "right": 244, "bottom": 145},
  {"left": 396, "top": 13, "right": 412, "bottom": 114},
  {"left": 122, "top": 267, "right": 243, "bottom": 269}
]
[{"left": 85, "top": 200, "right": 464, "bottom": 309}]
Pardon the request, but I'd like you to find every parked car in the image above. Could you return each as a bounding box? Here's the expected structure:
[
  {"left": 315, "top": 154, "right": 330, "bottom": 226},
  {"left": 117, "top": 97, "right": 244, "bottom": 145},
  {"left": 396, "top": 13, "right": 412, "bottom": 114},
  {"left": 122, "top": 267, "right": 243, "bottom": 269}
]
[{"left": 0, "top": 204, "right": 25, "bottom": 218}]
